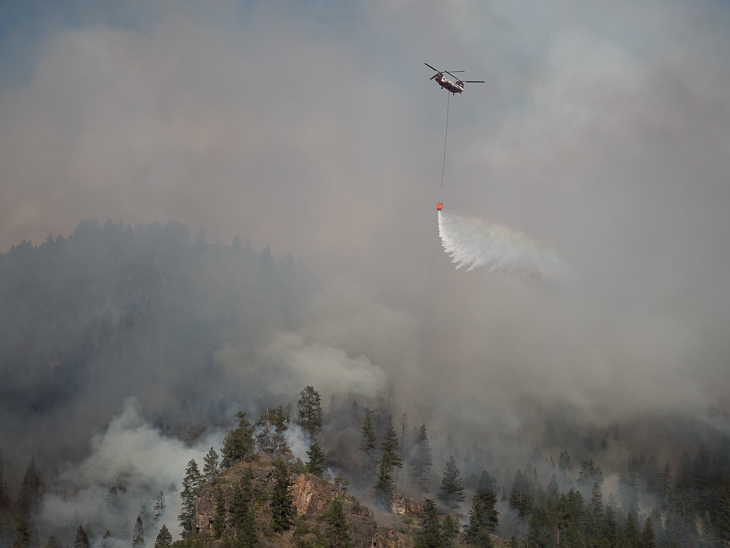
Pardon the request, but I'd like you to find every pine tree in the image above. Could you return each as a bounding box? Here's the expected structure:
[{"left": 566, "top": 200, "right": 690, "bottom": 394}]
[
  {"left": 381, "top": 418, "right": 403, "bottom": 469},
  {"left": 132, "top": 515, "right": 145, "bottom": 548},
  {"left": 154, "top": 525, "right": 172, "bottom": 548},
  {"left": 221, "top": 412, "right": 256, "bottom": 469},
  {"left": 374, "top": 452, "right": 395, "bottom": 509},
  {"left": 624, "top": 512, "right": 639, "bottom": 548},
  {"left": 73, "top": 526, "right": 90, "bottom": 548},
  {"left": 16, "top": 458, "right": 43, "bottom": 519},
  {"left": 659, "top": 463, "right": 672, "bottom": 500},
  {"left": 475, "top": 471, "right": 499, "bottom": 533},
  {"left": 153, "top": 492, "right": 166, "bottom": 523},
  {"left": 213, "top": 486, "right": 227, "bottom": 539},
  {"left": 441, "top": 514, "right": 460, "bottom": 548},
  {"left": 230, "top": 468, "right": 257, "bottom": 548},
  {"left": 306, "top": 443, "right": 326, "bottom": 476},
  {"left": 360, "top": 412, "right": 378, "bottom": 475},
  {"left": 271, "top": 456, "right": 294, "bottom": 532},
  {"left": 297, "top": 386, "right": 323, "bottom": 442},
  {"left": 203, "top": 447, "right": 220, "bottom": 483},
  {"left": 438, "top": 456, "right": 466, "bottom": 511},
  {"left": 179, "top": 459, "right": 202, "bottom": 536},
  {"left": 466, "top": 497, "right": 495, "bottom": 548},
  {"left": 324, "top": 500, "right": 354, "bottom": 548},
  {"left": 415, "top": 499, "right": 444, "bottom": 548},
  {"left": 45, "top": 536, "right": 60, "bottom": 548},
  {"left": 411, "top": 424, "right": 433, "bottom": 493},
  {"left": 639, "top": 518, "right": 656, "bottom": 548}
]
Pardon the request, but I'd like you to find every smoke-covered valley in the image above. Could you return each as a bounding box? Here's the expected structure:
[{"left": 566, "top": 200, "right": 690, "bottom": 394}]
[{"left": 1, "top": 221, "right": 729, "bottom": 547}]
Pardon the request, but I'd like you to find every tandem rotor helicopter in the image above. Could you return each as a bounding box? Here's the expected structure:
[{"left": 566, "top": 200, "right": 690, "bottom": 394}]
[{"left": 425, "top": 63, "right": 484, "bottom": 94}]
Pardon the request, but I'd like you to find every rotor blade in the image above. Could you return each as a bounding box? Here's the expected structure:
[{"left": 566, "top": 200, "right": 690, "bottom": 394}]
[
  {"left": 444, "top": 71, "right": 464, "bottom": 79},
  {"left": 430, "top": 75, "right": 438, "bottom": 80},
  {"left": 424, "top": 63, "right": 439, "bottom": 72},
  {"left": 463, "top": 80, "right": 485, "bottom": 83}
]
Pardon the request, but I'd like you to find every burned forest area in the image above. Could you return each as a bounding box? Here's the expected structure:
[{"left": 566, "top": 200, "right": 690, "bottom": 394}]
[{"left": 0, "top": 219, "right": 729, "bottom": 548}]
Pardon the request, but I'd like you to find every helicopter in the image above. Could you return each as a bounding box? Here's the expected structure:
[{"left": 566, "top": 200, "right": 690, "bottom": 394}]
[{"left": 425, "top": 63, "right": 484, "bottom": 94}]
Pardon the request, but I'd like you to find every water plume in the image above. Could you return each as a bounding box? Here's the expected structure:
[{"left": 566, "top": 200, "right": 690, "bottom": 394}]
[{"left": 438, "top": 210, "right": 573, "bottom": 282}]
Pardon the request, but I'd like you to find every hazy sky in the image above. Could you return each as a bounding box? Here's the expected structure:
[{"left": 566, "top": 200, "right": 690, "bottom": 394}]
[{"left": 2, "top": 0, "right": 730, "bottom": 441}]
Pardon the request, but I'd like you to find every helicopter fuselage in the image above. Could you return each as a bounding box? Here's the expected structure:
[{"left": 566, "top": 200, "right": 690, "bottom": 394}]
[{"left": 434, "top": 73, "right": 464, "bottom": 94}]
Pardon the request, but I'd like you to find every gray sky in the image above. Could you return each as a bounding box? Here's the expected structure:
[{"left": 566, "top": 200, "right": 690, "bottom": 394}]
[{"left": 2, "top": 0, "right": 730, "bottom": 445}]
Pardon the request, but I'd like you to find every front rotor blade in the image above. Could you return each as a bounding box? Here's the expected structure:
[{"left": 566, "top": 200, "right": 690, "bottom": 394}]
[
  {"left": 424, "top": 63, "right": 439, "bottom": 72},
  {"left": 445, "top": 71, "right": 464, "bottom": 78}
]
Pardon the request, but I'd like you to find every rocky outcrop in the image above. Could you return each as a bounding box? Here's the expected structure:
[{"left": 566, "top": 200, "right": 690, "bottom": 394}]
[{"left": 194, "top": 457, "right": 412, "bottom": 548}]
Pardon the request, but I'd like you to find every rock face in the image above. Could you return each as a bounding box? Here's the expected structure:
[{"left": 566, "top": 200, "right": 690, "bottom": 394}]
[{"left": 194, "top": 457, "right": 413, "bottom": 548}]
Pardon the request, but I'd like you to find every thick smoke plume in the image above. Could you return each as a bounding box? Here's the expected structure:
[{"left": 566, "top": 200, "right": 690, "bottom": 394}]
[{"left": 437, "top": 210, "right": 573, "bottom": 281}]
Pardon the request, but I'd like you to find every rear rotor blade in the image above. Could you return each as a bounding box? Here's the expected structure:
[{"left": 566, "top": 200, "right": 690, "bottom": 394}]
[{"left": 463, "top": 80, "right": 485, "bottom": 83}]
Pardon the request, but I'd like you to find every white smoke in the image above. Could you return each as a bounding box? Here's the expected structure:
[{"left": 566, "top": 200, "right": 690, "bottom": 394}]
[
  {"left": 438, "top": 210, "right": 574, "bottom": 282},
  {"left": 37, "top": 398, "right": 225, "bottom": 545}
]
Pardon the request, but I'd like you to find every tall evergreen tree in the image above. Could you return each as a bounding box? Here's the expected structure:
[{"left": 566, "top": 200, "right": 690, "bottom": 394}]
[
  {"left": 466, "top": 496, "right": 495, "bottom": 548},
  {"left": 132, "top": 515, "right": 145, "bottom": 548},
  {"left": 154, "top": 525, "right": 172, "bottom": 548},
  {"left": 297, "top": 386, "right": 323, "bottom": 442},
  {"left": 374, "top": 452, "right": 395, "bottom": 509},
  {"left": 638, "top": 518, "right": 656, "bottom": 548},
  {"left": 271, "top": 456, "right": 294, "bottom": 532},
  {"left": 16, "top": 458, "right": 43, "bottom": 519},
  {"left": 475, "top": 471, "right": 499, "bottom": 533},
  {"left": 221, "top": 412, "right": 256, "bottom": 469},
  {"left": 306, "top": 443, "right": 326, "bottom": 477},
  {"left": 73, "top": 526, "right": 90, "bottom": 548},
  {"left": 624, "top": 512, "right": 639, "bottom": 548},
  {"left": 213, "top": 486, "right": 227, "bottom": 539},
  {"left": 381, "top": 418, "right": 403, "bottom": 469},
  {"left": 45, "top": 536, "right": 60, "bottom": 548},
  {"left": 509, "top": 470, "right": 535, "bottom": 519},
  {"left": 438, "top": 456, "right": 466, "bottom": 511},
  {"left": 324, "top": 500, "right": 354, "bottom": 548},
  {"left": 411, "top": 424, "right": 433, "bottom": 493},
  {"left": 360, "top": 412, "right": 378, "bottom": 474},
  {"left": 152, "top": 492, "right": 166, "bottom": 523},
  {"left": 203, "top": 447, "right": 220, "bottom": 483},
  {"left": 256, "top": 405, "right": 291, "bottom": 455},
  {"left": 230, "top": 468, "right": 257, "bottom": 548},
  {"left": 415, "top": 499, "right": 444, "bottom": 548},
  {"left": 441, "top": 514, "right": 460, "bottom": 548},
  {"left": 178, "top": 459, "right": 202, "bottom": 537}
]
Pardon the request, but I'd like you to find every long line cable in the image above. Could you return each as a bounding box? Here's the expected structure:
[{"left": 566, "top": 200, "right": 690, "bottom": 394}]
[{"left": 439, "top": 92, "right": 451, "bottom": 200}]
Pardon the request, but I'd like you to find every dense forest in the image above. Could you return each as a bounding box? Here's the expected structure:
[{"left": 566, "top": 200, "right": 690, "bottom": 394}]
[{"left": 0, "top": 220, "right": 729, "bottom": 548}]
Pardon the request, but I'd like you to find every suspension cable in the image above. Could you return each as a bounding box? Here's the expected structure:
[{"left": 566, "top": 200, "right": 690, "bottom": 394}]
[{"left": 440, "top": 92, "right": 451, "bottom": 197}]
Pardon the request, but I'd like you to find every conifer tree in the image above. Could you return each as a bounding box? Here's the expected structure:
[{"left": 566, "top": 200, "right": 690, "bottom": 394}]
[
  {"left": 360, "top": 412, "right": 378, "bottom": 474},
  {"left": 438, "top": 456, "right": 466, "bottom": 511},
  {"left": 154, "top": 525, "right": 172, "bottom": 548},
  {"left": 374, "top": 452, "right": 395, "bottom": 508},
  {"left": 306, "top": 443, "right": 326, "bottom": 476},
  {"left": 73, "top": 526, "right": 90, "bottom": 548},
  {"left": 203, "top": 447, "right": 220, "bottom": 483},
  {"left": 230, "top": 468, "right": 257, "bottom": 548},
  {"left": 466, "top": 497, "right": 495, "bottom": 548},
  {"left": 16, "top": 458, "right": 43, "bottom": 519},
  {"left": 152, "top": 492, "right": 166, "bottom": 523},
  {"left": 415, "top": 499, "right": 444, "bottom": 548},
  {"left": 639, "top": 518, "right": 656, "bottom": 548},
  {"left": 221, "top": 412, "right": 255, "bottom": 469},
  {"left": 441, "top": 514, "right": 460, "bottom": 548},
  {"left": 45, "top": 535, "right": 60, "bottom": 548},
  {"left": 132, "top": 515, "right": 145, "bottom": 548},
  {"left": 324, "top": 500, "right": 354, "bottom": 548},
  {"left": 213, "top": 486, "right": 227, "bottom": 539},
  {"left": 256, "top": 405, "right": 291, "bottom": 454},
  {"left": 179, "top": 459, "right": 202, "bottom": 536},
  {"left": 271, "top": 456, "right": 294, "bottom": 532},
  {"left": 381, "top": 418, "right": 403, "bottom": 469},
  {"left": 624, "top": 512, "right": 639, "bottom": 548},
  {"left": 297, "top": 386, "right": 323, "bottom": 442},
  {"left": 475, "top": 471, "right": 499, "bottom": 533},
  {"left": 659, "top": 463, "right": 672, "bottom": 500},
  {"left": 411, "top": 424, "right": 433, "bottom": 493}
]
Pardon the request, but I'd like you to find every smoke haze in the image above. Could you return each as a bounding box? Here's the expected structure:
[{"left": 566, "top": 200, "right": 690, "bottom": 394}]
[{"left": 2, "top": 0, "right": 730, "bottom": 542}]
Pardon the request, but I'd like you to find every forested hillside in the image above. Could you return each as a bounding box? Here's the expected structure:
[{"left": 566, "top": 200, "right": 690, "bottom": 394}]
[{"left": 1, "top": 221, "right": 729, "bottom": 548}]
